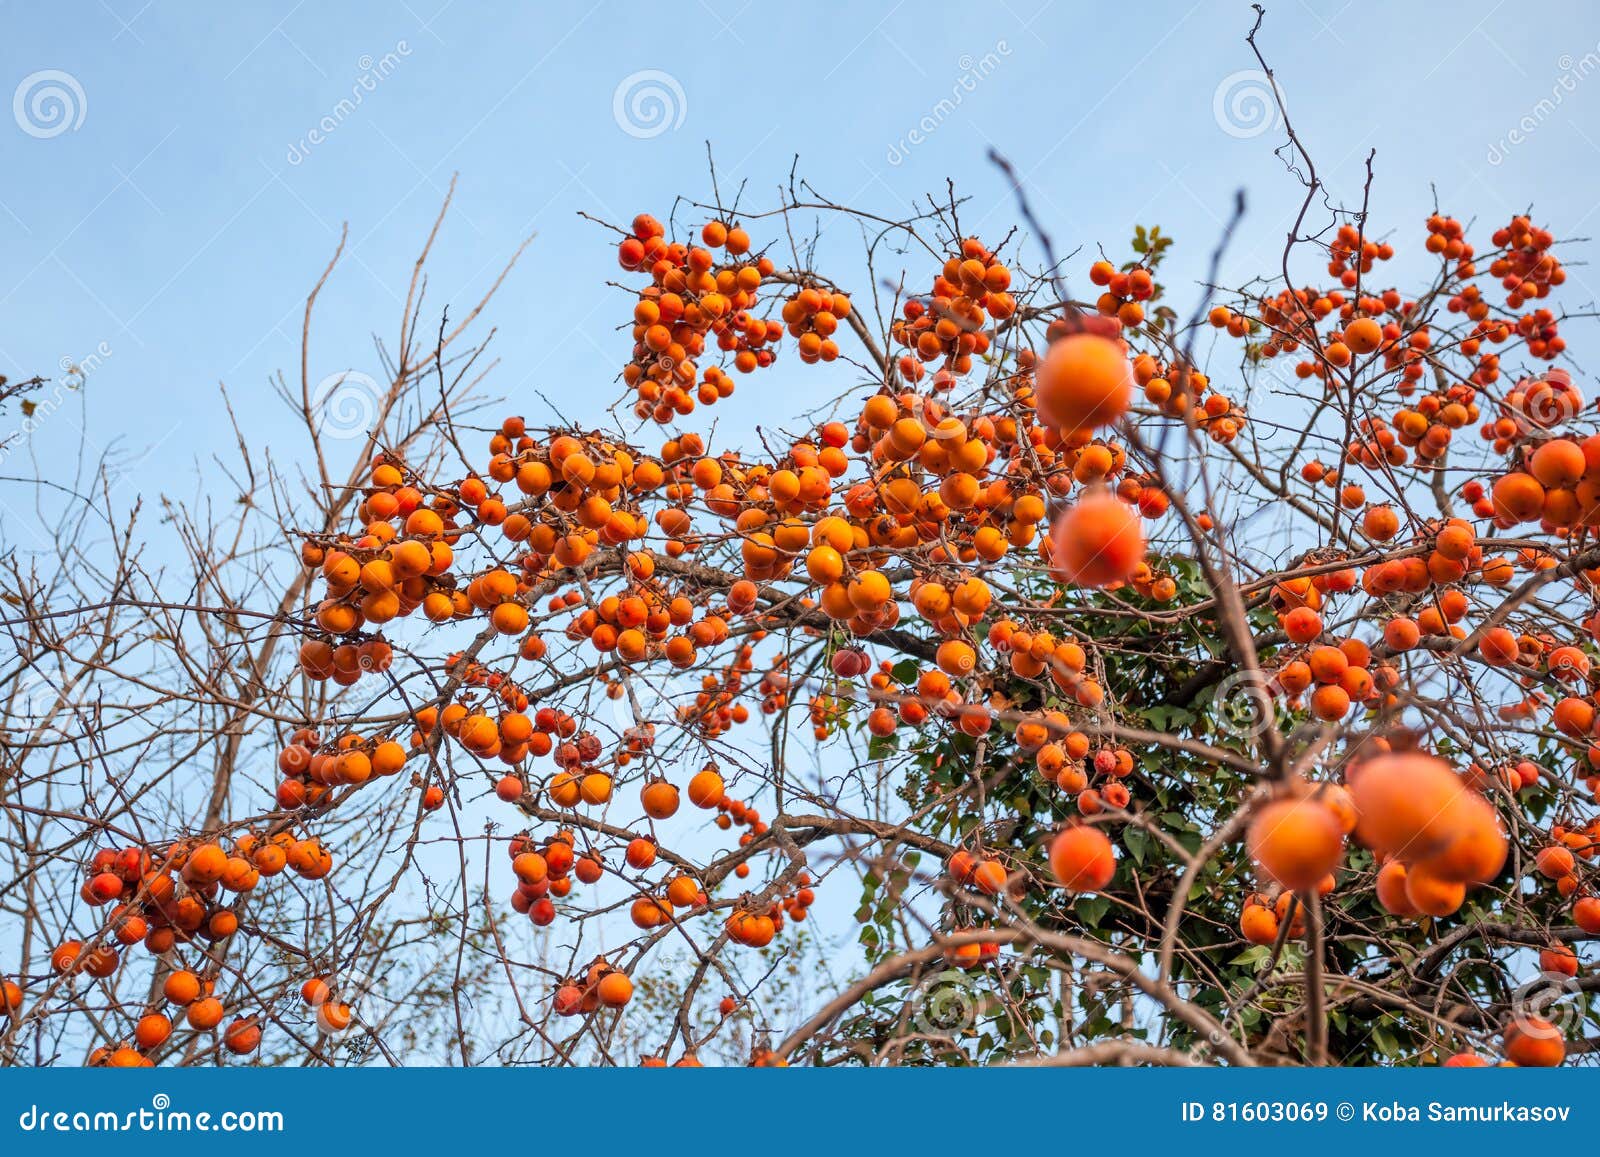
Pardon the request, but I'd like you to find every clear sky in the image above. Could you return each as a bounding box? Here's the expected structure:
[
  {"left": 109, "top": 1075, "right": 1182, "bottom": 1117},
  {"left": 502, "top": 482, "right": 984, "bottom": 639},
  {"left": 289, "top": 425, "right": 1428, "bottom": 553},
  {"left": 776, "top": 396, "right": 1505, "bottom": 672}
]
[{"left": 5, "top": 0, "right": 1600, "bottom": 524}]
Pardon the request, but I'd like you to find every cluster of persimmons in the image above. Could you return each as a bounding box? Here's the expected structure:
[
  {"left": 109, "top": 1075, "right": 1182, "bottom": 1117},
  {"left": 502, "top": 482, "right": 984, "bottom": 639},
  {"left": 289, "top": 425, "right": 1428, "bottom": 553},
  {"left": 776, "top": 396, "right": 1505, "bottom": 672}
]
[{"left": 15, "top": 199, "right": 1598, "bottom": 1069}]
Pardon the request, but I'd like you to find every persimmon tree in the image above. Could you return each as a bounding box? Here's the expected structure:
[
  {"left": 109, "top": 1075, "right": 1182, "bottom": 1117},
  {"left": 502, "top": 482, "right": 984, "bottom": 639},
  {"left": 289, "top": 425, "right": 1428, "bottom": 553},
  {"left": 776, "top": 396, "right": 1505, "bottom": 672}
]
[{"left": 4, "top": 62, "right": 1600, "bottom": 1067}]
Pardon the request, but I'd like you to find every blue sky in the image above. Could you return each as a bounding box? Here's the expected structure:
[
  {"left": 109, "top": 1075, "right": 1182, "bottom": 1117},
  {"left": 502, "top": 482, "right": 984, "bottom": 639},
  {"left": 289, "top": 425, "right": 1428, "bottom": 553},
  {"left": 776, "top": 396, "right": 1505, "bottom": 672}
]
[{"left": 5, "top": 0, "right": 1600, "bottom": 517}]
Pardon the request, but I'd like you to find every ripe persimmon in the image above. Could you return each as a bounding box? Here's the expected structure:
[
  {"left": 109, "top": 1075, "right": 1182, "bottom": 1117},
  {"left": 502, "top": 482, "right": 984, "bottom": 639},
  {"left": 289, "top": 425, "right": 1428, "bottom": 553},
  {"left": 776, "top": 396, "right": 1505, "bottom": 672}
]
[
  {"left": 687, "top": 767, "right": 724, "bottom": 808},
  {"left": 135, "top": 1012, "right": 171, "bottom": 1049},
  {"left": 1048, "top": 494, "right": 1145, "bottom": 588},
  {"left": 1574, "top": 896, "right": 1600, "bottom": 934},
  {"left": 223, "top": 1016, "right": 262, "bottom": 1054},
  {"left": 1375, "top": 860, "right": 1417, "bottom": 916},
  {"left": 186, "top": 996, "right": 225, "bottom": 1030},
  {"left": 1049, "top": 827, "right": 1116, "bottom": 892},
  {"left": 1240, "top": 903, "right": 1280, "bottom": 944},
  {"left": 640, "top": 779, "right": 680, "bottom": 819},
  {"left": 972, "top": 859, "right": 1008, "bottom": 895},
  {"left": 1246, "top": 796, "right": 1344, "bottom": 892},
  {"left": 1349, "top": 753, "right": 1467, "bottom": 861},
  {"left": 1503, "top": 1017, "right": 1566, "bottom": 1066},
  {"left": 1344, "top": 317, "right": 1383, "bottom": 355},
  {"left": 1034, "top": 334, "right": 1132, "bottom": 434}
]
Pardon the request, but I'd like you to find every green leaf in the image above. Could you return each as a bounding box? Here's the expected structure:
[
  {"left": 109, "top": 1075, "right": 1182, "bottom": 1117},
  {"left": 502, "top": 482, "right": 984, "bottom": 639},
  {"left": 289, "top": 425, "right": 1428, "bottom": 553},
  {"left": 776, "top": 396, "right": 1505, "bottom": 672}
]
[
  {"left": 1372, "top": 1024, "right": 1400, "bottom": 1058},
  {"left": 1123, "top": 827, "right": 1148, "bottom": 865},
  {"left": 1077, "top": 895, "right": 1110, "bottom": 927}
]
